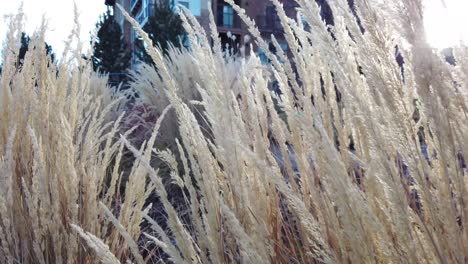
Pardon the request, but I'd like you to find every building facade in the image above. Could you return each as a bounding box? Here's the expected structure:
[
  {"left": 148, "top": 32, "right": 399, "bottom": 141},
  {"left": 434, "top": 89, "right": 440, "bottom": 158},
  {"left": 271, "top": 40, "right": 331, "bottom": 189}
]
[
  {"left": 112, "top": 0, "right": 210, "bottom": 64},
  {"left": 110, "top": 0, "right": 299, "bottom": 64},
  {"left": 217, "top": 0, "right": 299, "bottom": 63},
  {"left": 113, "top": 0, "right": 132, "bottom": 48},
  {"left": 211, "top": 0, "right": 298, "bottom": 57}
]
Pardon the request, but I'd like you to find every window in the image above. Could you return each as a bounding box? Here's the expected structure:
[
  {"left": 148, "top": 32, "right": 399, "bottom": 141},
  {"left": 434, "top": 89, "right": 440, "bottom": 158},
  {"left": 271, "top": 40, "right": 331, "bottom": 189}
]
[
  {"left": 258, "top": 48, "right": 269, "bottom": 64},
  {"left": 179, "top": 1, "right": 189, "bottom": 9},
  {"left": 300, "top": 14, "right": 310, "bottom": 29},
  {"left": 279, "top": 42, "right": 288, "bottom": 53},
  {"left": 258, "top": 41, "right": 288, "bottom": 65},
  {"left": 217, "top": 1, "right": 239, "bottom": 28},
  {"left": 223, "top": 6, "right": 234, "bottom": 27}
]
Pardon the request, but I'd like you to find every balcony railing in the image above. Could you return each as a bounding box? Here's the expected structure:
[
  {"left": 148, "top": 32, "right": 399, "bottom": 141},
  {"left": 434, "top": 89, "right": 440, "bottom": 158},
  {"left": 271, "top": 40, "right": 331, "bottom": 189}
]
[
  {"left": 131, "top": 0, "right": 141, "bottom": 13},
  {"left": 135, "top": 7, "right": 149, "bottom": 25}
]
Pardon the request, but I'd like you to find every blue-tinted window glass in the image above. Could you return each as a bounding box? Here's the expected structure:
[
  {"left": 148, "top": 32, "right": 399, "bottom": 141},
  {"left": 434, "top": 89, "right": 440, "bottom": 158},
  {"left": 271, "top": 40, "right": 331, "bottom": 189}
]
[
  {"left": 179, "top": 1, "right": 189, "bottom": 9},
  {"left": 223, "top": 6, "right": 234, "bottom": 27}
]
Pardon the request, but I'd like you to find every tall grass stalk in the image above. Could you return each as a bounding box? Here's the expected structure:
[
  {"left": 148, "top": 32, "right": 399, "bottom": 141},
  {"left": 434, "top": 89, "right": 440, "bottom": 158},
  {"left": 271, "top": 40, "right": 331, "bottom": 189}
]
[
  {"left": 0, "top": 8, "right": 152, "bottom": 264},
  {"left": 0, "top": 0, "right": 467, "bottom": 263}
]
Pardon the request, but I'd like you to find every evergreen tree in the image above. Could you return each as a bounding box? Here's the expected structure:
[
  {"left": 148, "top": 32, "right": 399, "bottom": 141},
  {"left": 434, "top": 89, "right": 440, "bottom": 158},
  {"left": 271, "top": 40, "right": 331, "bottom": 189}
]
[
  {"left": 135, "top": 0, "right": 186, "bottom": 64},
  {"left": 17, "top": 32, "right": 56, "bottom": 67},
  {"left": 18, "top": 33, "right": 30, "bottom": 66},
  {"left": 92, "top": 10, "right": 131, "bottom": 78},
  {"left": 45, "top": 43, "right": 55, "bottom": 62}
]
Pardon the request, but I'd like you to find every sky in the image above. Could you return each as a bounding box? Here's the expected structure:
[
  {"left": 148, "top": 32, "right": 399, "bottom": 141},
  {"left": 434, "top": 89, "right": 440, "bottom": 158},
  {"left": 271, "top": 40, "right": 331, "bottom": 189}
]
[
  {"left": 424, "top": 0, "right": 468, "bottom": 49},
  {"left": 0, "top": 0, "right": 467, "bottom": 58},
  {"left": 0, "top": 0, "right": 107, "bottom": 58}
]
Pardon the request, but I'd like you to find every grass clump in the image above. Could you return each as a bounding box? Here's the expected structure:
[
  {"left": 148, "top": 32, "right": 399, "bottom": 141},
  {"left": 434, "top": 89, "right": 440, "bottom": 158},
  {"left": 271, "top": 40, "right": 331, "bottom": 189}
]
[
  {"left": 1, "top": 0, "right": 467, "bottom": 263},
  {"left": 0, "top": 9, "right": 150, "bottom": 263}
]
